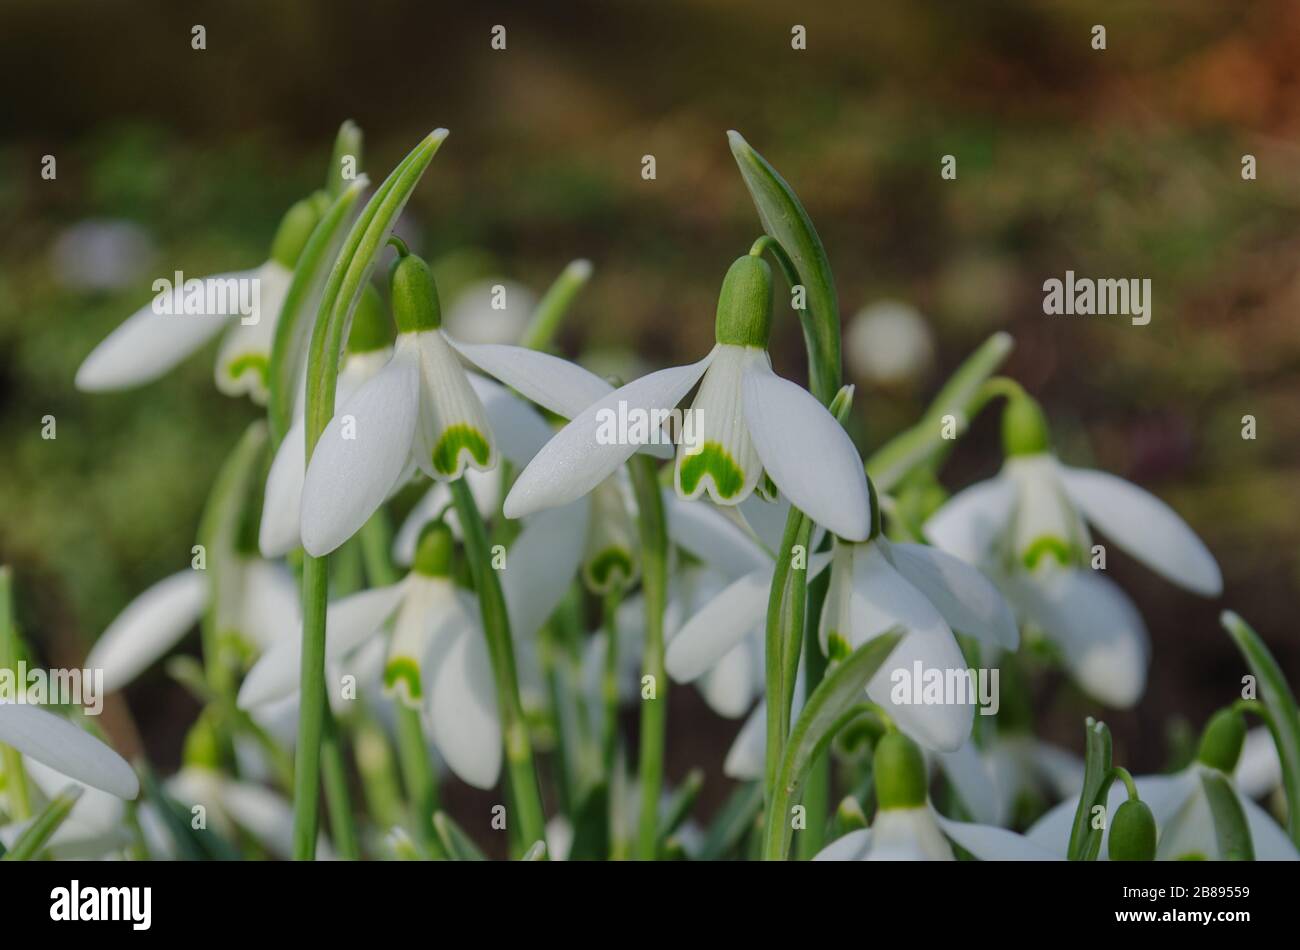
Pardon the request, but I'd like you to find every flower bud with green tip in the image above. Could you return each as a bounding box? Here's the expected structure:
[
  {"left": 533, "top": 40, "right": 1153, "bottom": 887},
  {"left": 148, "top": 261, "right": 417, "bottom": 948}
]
[
  {"left": 1197, "top": 708, "right": 1247, "bottom": 773},
  {"left": 875, "top": 731, "right": 928, "bottom": 810}
]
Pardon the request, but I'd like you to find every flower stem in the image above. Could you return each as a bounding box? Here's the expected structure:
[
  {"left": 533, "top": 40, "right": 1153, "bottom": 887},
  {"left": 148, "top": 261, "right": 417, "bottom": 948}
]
[
  {"left": 319, "top": 712, "right": 360, "bottom": 859},
  {"left": 450, "top": 477, "right": 547, "bottom": 849},
  {"left": 601, "top": 588, "right": 622, "bottom": 779},
  {"left": 292, "top": 554, "right": 330, "bottom": 859},
  {"left": 629, "top": 455, "right": 669, "bottom": 860},
  {"left": 0, "top": 567, "right": 31, "bottom": 821}
]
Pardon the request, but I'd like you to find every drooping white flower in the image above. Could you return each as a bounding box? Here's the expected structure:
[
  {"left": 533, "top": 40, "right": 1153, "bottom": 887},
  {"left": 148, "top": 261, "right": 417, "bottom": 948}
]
[
  {"left": 0, "top": 701, "right": 138, "bottom": 799},
  {"left": 74, "top": 196, "right": 323, "bottom": 404},
  {"left": 299, "top": 252, "right": 505, "bottom": 556},
  {"left": 1027, "top": 713, "right": 1297, "bottom": 861},
  {"left": 454, "top": 254, "right": 872, "bottom": 541},
  {"left": 924, "top": 394, "right": 1222, "bottom": 706},
  {"left": 814, "top": 733, "right": 1059, "bottom": 861}
]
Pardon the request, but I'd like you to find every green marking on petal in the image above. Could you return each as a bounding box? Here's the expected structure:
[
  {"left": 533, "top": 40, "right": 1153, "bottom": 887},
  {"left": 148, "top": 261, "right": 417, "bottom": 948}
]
[
  {"left": 432, "top": 424, "right": 491, "bottom": 476},
  {"left": 827, "top": 632, "right": 851, "bottom": 662},
  {"left": 227, "top": 353, "right": 270, "bottom": 387},
  {"left": 678, "top": 441, "right": 746, "bottom": 500},
  {"left": 585, "top": 547, "right": 635, "bottom": 593},
  {"left": 383, "top": 657, "right": 422, "bottom": 704},
  {"left": 1022, "top": 535, "right": 1074, "bottom": 570},
  {"left": 1177, "top": 853, "right": 1207, "bottom": 861}
]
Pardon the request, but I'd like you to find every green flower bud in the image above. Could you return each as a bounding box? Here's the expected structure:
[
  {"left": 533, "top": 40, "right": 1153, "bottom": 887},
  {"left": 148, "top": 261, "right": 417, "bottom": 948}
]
[
  {"left": 1001, "top": 393, "right": 1051, "bottom": 457},
  {"left": 412, "top": 522, "right": 454, "bottom": 578},
  {"left": 1196, "top": 708, "right": 1246, "bottom": 772},
  {"left": 390, "top": 251, "right": 442, "bottom": 333},
  {"left": 269, "top": 198, "right": 322, "bottom": 270},
  {"left": 1108, "top": 799, "right": 1157, "bottom": 861},
  {"left": 347, "top": 284, "right": 395, "bottom": 354},
  {"left": 714, "top": 254, "right": 772, "bottom": 348},
  {"left": 873, "top": 731, "right": 928, "bottom": 810},
  {"left": 182, "top": 712, "right": 222, "bottom": 770}
]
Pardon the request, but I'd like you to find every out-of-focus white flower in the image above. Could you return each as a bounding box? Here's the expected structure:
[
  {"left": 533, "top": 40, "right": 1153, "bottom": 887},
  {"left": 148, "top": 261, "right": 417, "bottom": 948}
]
[
  {"left": 444, "top": 278, "right": 537, "bottom": 345},
  {"left": 845, "top": 300, "right": 934, "bottom": 386},
  {"left": 51, "top": 218, "right": 155, "bottom": 292}
]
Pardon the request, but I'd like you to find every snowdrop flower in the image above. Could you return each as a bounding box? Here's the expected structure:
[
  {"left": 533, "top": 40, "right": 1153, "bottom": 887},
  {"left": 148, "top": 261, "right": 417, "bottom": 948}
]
[
  {"left": 444, "top": 277, "right": 537, "bottom": 345},
  {"left": 0, "top": 701, "right": 138, "bottom": 799},
  {"left": 815, "top": 733, "right": 1059, "bottom": 860},
  {"left": 75, "top": 196, "right": 321, "bottom": 403},
  {"left": 0, "top": 757, "right": 133, "bottom": 859},
  {"left": 456, "top": 253, "right": 872, "bottom": 541},
  {"left": 1027, "top": 711, "right": 1298, "bottom": 860},
  {"left": 925, "top": 394, "right": 1222, "bottom": 706},
  {"left": 86, "top": 557, "right": 298, "bottom": 693},
  {"left": 936, "top": 732, "right": 1084, "bottom": 827},
  {"left": 299, "top": 250, "right": 503, "bottom": 556},
  {"left": 241, "top": 522, "right": 563, "bottom": 790}
]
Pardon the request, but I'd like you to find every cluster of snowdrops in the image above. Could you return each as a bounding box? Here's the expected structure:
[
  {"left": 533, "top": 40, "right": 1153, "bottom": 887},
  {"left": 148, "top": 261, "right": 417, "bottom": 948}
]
[{"left": 1, "top": 123, "right": 1297, "bottom": 862}]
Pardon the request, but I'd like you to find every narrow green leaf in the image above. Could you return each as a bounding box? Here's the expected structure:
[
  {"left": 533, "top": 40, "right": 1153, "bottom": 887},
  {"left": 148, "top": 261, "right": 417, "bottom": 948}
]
[
  {"left": 521, "top": 840, "right": 547, "bottom": 861},
  {"left": 433, "top": 811, "right": 487, "bottom": 861},
  {"left": 566, "top": 780, "right": 610, "bottom": 861},
  {"left": 519, "top": 258, "right": 593, "bottom": 351},
  {"left": 728, "top": 131, "right": 840, "bottom": 403},
  {"left": 1068, "top": 718, "right": 1114, "bottom": 861},
  {"left": 1201, "top": 770, "right": 1255, "bottom": 860},
  {"left": 658, "top": 767, "right": 704, "bottom": 846},
  {"left": 268, "top": 180, "right": 368, "bottom": 445},
  {"left": 1, "top": 786, "right": 82, "bottom": 861},
  {"left": 1222, "top": 610, "right": 1300, "bottom": 846},
  {"left": 698, "top": 781, "right": 763, "bottom": 861},
  {"left": 328, "top": 120, "right": 363, "bottom": 197},
  {"left": 764, "top": 631, "right": 903, "bottom": 860},
  {"left": 867, "top": 332, "right": 1014, "bottom": 493}
]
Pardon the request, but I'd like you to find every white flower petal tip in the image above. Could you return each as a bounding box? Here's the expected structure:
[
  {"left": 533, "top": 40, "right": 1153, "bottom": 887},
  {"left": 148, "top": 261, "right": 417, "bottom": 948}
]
[
  {"left": 504, "top": 356, "right": 712, "bottom": 518},
  {"left": 300, "top": 344, "right": 421, "bottom": 557},
  {"left": 428, "top": 628, "right": 502, "bottom": 790},
  {"left": 665, "top": 568, "right": 768, "bottom": 683},
  {"left": 451, "top": 341, "right": 614, "bottom": 420},
  {"left": 87, "top": 570, "right": 208, "bottom": 692},
  {"left": 1059, "top": 466, "right": 1223, "bottom": 597},
  {"left": 0, "top": 702, "right": 138, "bottom": 799},
  {"left": 741, "top": 365, "right": 871, "bottom": 541}
]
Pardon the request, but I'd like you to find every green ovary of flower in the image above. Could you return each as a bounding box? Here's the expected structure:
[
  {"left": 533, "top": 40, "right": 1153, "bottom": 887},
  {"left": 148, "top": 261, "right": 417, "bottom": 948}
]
[
  {"left": 1021, "top": 535, "right": 1074, "bottom": 570},
  {"left": 431, "top": 425, "right": 491, "bottom": 476},
  {"left": 678, "top": 442, "right": 746, "bottom": 499},
  {"left": 383, "top": 658, "right": 422, "bottom": 702}
]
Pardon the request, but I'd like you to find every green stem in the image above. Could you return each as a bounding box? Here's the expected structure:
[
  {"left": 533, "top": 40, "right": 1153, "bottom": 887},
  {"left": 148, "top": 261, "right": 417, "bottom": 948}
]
[
  {"left": 1, "top": 787, "right": 81, "bottom": 861},
  {"left": 629, "top": 455, "right": 669, "bottom": 860},
  {"left": 601, "top": 588, "right": 622, "bottom": 778},
  {"left": 450, "top": 478, "right": 546, "bottom": 849},
  {"left": 0, "top": 568, "right": 31, "bottom": 821},
  {"left": 320, "top": 712, "right": 360, "bottom": 859},
  {"left": 796, "top": 567, "right": 832, "bottom": 860},
  {"left": 395, "top": 700, "right": 447, "bottom": 859},
  {"left": 763, "top": 508, "right": 807, "bottom": 807}
]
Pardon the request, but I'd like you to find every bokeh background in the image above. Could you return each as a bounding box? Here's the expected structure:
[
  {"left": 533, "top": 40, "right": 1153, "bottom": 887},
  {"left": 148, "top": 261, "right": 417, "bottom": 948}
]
[{"left": 2, "top": 0, "right": 1299, "bottom": 828}]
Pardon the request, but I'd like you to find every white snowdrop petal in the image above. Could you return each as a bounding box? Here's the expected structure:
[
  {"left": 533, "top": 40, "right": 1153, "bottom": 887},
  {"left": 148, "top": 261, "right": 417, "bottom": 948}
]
[
  {"left": 236, "top": 583, "right": 406, "bottom": 708},
  {"left": 665, "top": 567, "right": 769, "bottom": 683},
  {"left": 934, "top": 814, "right": 1063, "bottom": 860},
  {"left": 502, "top": 499, "right": 590, "bottom": 641},
  {"left": 923, "top": 476, "right": 1015, "bottom": 565},
  {"left": 468, "top": 372, "right": 552, "bottom": 467},
  {"left": 238, "top": 560, "right": 301, "bottom": 650},
  {"left": 1242, "top": 796, "right": 1300, "bottom": 860},
  {"left": 663, "top": 491, "right": 770, "bottom": 580},
  {"left": 1009, "top": 569, "right": 1149, "bottom": 708},
  {"left": 87, "top": 570, "right": 207, "bottom": 692},
  {"left": 935, "top": 739, "right": 1002, "bottom": 826},
  {"left": 451, "top": 341, "right": 614, "bottom": 419},
  {"left": 741, "top": 361, "right": 871, "bottom": 542},
  {"left": 870, "top": 807, "right": 954, "bottom": 861},
  {"left": 213, "top": 261, "right": 294, "bottom": 404},
  {"left": 1059, "top": 465, "right": 1223, "bottom": 596},
  {"left": 504, "top": 355, "right": 713, "bottom": 518},
  {"left": 883, "top": 540, "right": 1019, "bottom": 649},
  {"left": 74, "top": 270, "right": 253, "bottom": 391},
  {"left": 723, "top": 702, "right": 767, "bottom": 780},
  {"left": 413, "top": 331, "right": 498, "bottom": 481},
  {"left": 699, "top": 636, "right": 759, "bottom": 719},
  {"left": 851, "top": 545, "right": 974, "bottom": 752},
  {"left": 675, "top": 346, "right": 764, "bottom": 506},
  {"left": 260, "top": 416, "right": 309, "bottom": 557},
  {"left": 300, "top": 341, "right": 421, "bottom": 557},
  {"left": 1235, "top": 726, "right": 1282, "bottom": 799},
  {"left": 812, "top": 828, "right": 873, "bottom": 861},
  {"left": 428, "top": 626, "right": 502, "bottom": 790},
  {"left": 0, "top": 703, "right": 138, "bottom": 799}
]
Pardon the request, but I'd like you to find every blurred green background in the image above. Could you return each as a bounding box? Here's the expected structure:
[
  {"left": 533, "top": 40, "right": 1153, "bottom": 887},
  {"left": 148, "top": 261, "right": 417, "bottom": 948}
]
[{"left": 1, "top": 0, "right": 1298, "bottom": 801}]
